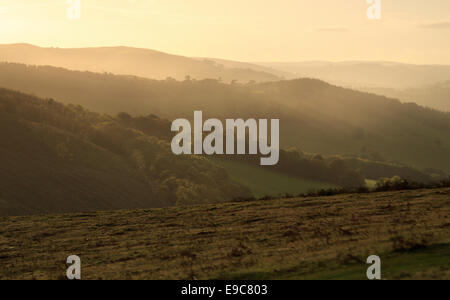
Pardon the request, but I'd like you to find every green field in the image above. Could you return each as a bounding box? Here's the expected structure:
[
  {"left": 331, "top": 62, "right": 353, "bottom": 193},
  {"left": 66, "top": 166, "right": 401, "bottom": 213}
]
[
  {"left": 219, "top": 244, "right": 450, "bottom": 280},
  {"left": 214, "top": 159, "right": 338, "bottom": 198}
]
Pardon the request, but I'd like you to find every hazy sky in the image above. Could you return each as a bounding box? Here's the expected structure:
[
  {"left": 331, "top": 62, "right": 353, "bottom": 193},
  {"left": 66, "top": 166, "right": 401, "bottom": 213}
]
[{"left": 1, "top": 0, "right": 450, "bottom": 64}]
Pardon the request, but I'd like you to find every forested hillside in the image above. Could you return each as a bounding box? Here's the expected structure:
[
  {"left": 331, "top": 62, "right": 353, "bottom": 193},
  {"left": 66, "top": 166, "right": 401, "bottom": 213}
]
[
  {"left": 0, "top": 89, "right": 250, "bottom": 216},
  {"left": 1, "top": 63, "right": 449, "bottom": 173}
]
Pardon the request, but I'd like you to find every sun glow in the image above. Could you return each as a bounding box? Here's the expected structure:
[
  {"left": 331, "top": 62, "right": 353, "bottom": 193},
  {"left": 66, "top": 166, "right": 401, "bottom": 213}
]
[{"left": 0, "top": 0, "right": 449, "bottom": 63}]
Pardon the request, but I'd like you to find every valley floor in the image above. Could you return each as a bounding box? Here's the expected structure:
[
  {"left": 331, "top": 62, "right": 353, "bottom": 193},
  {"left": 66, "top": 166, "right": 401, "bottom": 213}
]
[{"left": 0, "top": 188, "right": 449, "bottom": 280}]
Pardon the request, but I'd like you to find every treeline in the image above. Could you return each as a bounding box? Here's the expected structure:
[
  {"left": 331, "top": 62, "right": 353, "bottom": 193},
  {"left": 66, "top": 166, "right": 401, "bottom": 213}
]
[{"left": 246, "top": 176, "right": 450, "bottom": 201}]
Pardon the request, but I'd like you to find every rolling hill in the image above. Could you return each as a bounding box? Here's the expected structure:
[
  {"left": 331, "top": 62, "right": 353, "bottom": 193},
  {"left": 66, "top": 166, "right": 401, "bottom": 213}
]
[
  {"left": 0, "top": 62, "right": 449, "bottom": 174},
  {"left": 259, "top": 61, "right": 450, "bottom": 112},
  {"left": 0, "top": 44, "right": 281, "bottom": 83}
]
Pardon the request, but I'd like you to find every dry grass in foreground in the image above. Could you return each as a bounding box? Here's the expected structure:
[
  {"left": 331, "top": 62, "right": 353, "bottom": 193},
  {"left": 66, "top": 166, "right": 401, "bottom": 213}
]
[{"left": 0, "top": 188, "right": 449, "bottom": 280}]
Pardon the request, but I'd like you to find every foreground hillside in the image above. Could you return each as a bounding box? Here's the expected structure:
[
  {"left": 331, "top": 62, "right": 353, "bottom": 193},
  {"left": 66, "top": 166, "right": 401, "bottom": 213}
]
[{"left": 1, "top": 188, "right": 448, "bottom": 280}]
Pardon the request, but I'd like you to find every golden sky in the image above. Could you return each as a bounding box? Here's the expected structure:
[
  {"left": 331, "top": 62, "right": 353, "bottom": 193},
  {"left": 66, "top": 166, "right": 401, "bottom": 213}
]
[{"left": 1, "top": 0, "right": 450, "bottom": 64}]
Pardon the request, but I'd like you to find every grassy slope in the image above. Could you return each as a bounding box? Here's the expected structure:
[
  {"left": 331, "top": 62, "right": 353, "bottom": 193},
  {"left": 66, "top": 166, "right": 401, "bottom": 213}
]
[
  {"left": 1, "top": 188, "right": 449, "bottom": 280},
  {"left": 214, "top": 159, "right": 338, "bottom": 198}
]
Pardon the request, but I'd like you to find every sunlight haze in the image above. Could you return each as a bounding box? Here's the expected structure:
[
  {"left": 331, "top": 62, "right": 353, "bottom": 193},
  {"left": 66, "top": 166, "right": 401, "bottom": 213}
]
[{"left": 0, "top": 0, "right": 449, "bottom": 64}]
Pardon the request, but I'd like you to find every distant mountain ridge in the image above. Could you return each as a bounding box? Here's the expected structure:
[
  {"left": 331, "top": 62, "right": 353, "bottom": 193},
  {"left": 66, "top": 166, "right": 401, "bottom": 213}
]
[
  {"left": 361, "top": 81, "right": 450, "bottom": 112},
  {"left": 0, "top": 43, "right": 281, "bottom": 83},
  {"left": 194, "top": 57, "right": 293, "bottom": 79},
  {"left": 2, "top": 44, "right": 449, "bottom": 112},
  {"left": 259, "top": 61, "right": 450, "bottom": 89}
]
